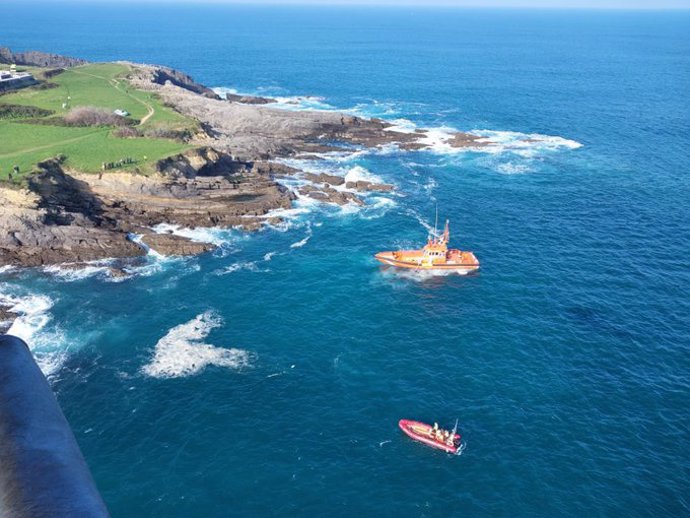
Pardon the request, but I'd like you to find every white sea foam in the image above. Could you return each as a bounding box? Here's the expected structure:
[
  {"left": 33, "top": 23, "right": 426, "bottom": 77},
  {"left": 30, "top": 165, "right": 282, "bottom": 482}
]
[
  {"left": 471, "top": 129, "right": 583, "bottom": 156},
  {"left": 343, "top": 165, "right": 386, "bottom": 186},
  {"left": 381, "top": 266, "right": 471, "bottom": 283},
  {"left": 141, "top": 311, "right": 251, "bottom": 378},
  {"left": 1, "top": 291, "right": 67, "bottom": 376},
  {"left": 496, "top": 162, "right": 533, "bottom": 175},
  {"left": 290, "top": 225, "right": 312, "bottom": 249},
  {"left": 216, "top": 261, "right": 264, "bottom": 275},
  {"left": 405, "top": 208, "right": 435, "bottom": 235},
  {"left": 42, "top": 262, "right": 115, "bottom": 282},
  {"left": 128, "top": 233, "right": 165, "bottom": 260},
  {"left": 263, "top": 251, "right": 279, "bottom": 261},
  {"left": 271, "top": 95, "right": 334, "bottom": 111},
  {"left": 384, "top": 118, "right": 419, "bottom": 134},
  {"left": 151, "top": 223, "right": 238, "bottom": 247},
  {"left": 212, "top": 86, "right": 335, "bottom": 111}
]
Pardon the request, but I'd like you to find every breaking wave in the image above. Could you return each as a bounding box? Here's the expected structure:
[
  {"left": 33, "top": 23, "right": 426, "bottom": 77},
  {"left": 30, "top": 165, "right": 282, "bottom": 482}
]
[
  {"left": 379, "top": 266, "right": 472, "bottom": 284},
  {"left": 213, "top": 86, "right": 335, "bottom": 111},
  {"left": 141, "top": 311, "right": 252, "bottom": 378},
  {"left": 216, "top": 261, "right": 265, "bottom": 275},
  {"left": 471, "top": 129, "right": 583, "bottom": 157},
  {"left": 151, "top": 223, "right": 239, "bottom": 248},
  {"left": 0, "top": 290, "right": 67, "bottom": 376},
  {"left": 290, "top": 225, "right": 312, "bottom": 249},
  {"left": 42, "top": 261, "right": 122, "bottom": 283}
]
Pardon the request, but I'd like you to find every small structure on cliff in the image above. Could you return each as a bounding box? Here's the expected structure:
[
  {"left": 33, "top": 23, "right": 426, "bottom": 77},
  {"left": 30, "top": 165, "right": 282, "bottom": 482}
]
[{"left": 0, "top": 69, "right": 36, "bottom": 92}]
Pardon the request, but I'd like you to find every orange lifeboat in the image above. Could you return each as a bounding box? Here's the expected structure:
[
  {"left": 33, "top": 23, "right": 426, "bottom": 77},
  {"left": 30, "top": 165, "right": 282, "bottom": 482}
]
[{"left": 375, "top": 219, "right": 479, "bottom": 273}]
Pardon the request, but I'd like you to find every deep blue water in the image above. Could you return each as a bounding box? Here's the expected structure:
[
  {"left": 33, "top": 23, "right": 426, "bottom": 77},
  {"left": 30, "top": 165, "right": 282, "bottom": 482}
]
[{"left": 2, "top": 4, "right": 690, "bottom": 516}]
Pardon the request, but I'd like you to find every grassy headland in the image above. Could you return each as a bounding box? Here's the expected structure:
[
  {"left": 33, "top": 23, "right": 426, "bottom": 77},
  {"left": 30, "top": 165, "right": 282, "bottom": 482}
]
[{"left": 0, "top": 62, "right": 196, "bottom": 181}]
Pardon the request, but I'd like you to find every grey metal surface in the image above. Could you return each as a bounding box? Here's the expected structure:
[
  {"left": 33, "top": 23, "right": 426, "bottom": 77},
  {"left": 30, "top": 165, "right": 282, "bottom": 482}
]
[{"left": 0, "top": 335, "right": 108, "bottom": 518}]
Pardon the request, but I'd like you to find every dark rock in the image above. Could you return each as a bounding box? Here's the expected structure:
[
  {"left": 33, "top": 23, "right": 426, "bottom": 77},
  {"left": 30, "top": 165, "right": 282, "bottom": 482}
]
[
  {"left": 0, "top": 47, "right": 87, "bottom": 68},
  {"left": 0, "top": 305, "right": 17, "bottom": 334},
  {"left": 225, "top": 93, "right": 277, "bottom": 105},
  {"left": 150, "top": 67, "right": 219, "bottom": 99},
  {"left": 298, "top": 184, "right": 364, "bottom": 206},
  {"left": 345, "top": 180, "right": 394, "bottom": 192},
  {"left": 139, "top": 233, "right": 216, "bottom": 257},
  {"left": 303, "top": 172, "right": 345, "bottom": 186}
]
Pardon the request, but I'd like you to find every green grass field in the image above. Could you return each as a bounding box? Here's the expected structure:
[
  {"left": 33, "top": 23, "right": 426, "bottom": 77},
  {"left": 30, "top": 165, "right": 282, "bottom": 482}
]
[{"left": 0, "top": 62, "right": 196, "bottom": 181}]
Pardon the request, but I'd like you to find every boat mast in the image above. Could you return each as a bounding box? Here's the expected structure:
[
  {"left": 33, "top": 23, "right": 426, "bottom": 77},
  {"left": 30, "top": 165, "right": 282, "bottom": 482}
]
[{"left": 434, "top": 205, "right": 439, "bottom": 243}]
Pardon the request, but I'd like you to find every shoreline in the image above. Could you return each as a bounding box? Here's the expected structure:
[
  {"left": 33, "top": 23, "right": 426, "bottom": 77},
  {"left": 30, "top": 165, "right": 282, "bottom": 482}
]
[{"left": 0, "top": 49, "right": 487, "bottom": 271}]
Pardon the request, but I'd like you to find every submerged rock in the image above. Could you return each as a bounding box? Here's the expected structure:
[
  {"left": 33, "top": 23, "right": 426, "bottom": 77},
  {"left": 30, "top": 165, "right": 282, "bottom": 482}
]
[
  {"left": 303, "top": 172, "right": 345, "bottom": 186},
  {"left": 139, "top": 233, "right": 216, "bottom": 256},
  {"left": 0, "top": 305, "right": 17, "bottom": 334},
  {"left": 298, "top": 184, "right": 364, "bottom": 206},
  {"left": 345, "top": 180, "right": 394, "bottom": 192}
]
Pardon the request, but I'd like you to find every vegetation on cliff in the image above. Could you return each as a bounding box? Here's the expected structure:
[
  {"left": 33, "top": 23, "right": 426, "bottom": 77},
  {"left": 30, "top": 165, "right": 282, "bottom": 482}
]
[{"left": 0, "top": 62, "right": 196, "bottom": 181}]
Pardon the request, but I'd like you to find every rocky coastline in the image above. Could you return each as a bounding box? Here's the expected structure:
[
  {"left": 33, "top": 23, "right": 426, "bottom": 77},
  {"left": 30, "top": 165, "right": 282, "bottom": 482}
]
[{"left": 0, "top": 50, "right": 488, "bottom": 270}]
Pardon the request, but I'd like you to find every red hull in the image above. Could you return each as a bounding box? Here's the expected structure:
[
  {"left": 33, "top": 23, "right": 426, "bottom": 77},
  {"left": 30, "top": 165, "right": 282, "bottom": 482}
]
[{"left": 399, "top": 419, "right": 460, "bottom": 454}]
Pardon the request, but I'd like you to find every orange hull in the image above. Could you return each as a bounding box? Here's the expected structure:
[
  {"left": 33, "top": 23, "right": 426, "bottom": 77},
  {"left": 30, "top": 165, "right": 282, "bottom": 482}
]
[{"left": 375, "top": 250, "right": 480, "bottom": 272}]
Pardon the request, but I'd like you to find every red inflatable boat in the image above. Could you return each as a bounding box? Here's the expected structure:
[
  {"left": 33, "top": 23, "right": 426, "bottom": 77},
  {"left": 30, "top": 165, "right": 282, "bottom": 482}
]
[{"left": 399, "top": 419, "right": 461, "bottom": 454}]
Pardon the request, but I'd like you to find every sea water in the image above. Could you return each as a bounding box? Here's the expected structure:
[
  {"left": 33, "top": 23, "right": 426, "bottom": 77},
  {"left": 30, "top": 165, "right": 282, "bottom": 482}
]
[{"left": 1, "top": 4, "right": 689, "bottom": 516}]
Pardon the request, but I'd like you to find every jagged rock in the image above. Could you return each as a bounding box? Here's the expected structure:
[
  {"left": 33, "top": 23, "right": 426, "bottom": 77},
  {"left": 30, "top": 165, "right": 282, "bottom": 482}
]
[
  {"left": 298, "top": 184, "right": 364, "bottom": 206},
  {"left": 107, "top": 267, "right": 129, "bottom": 278},
  {"left": 127, "top": 64, "right": 486, "bottom": 160},
  {"left": 0, "top": 305, "right": 17, "bottom": 334},
  {"left": 0, "top": 47, "right": 87, "bottom": 68},
  {"left": 0, "top": 148, "right": 296, "bottom": 267},
  {"left": 146, "top": 66, "right": 219, "bottom": 99},
  {"left": 140, "top": 233, "right": 216, "bottom": 256},
  {"left": 250, "top": 161, "right": 302, "bottom": 179},
  {"left": 225, "top": 93, "right": 276, "bottom": 105},
  {"left": 345, "top": 180, "right": 394, "bottom": 192},
  {"left": 303, "top": 172, "right": 345, "bottom": 186}
]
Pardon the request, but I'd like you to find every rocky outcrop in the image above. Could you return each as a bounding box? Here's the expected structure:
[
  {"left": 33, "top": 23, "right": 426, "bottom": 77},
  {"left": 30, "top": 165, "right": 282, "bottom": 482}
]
[
  {"left": 225, "top": 93, "right": 276, "bottom": 105},
  {"left": 298, "top": 184, "right": 364, "bottom": 206},
  {"left": 0, "top": 47, "right": 87, "bottom": 68},
  {"left": 345, "top": 180, "right": 394, "bottom": 192},
  {"left": 0, "top": 149, "right": 295, "bottom": 267},
  {"left": 80, "top": 150, "right": 295, "bottom": 231},
  {"left": 303, "top": 172, "right": 345, "bottom": 186},
  {"left": 0, "top": 57, "right": 489, "bottom": 270},
  {"left": 143, "top": 65, "right": 219, "bottom": 99},
  {"left": 127, "top": 64, "right": 486, "bottom": 161},
  {"left": 139, "top": 233, "right": 216, "bottom": 256},
  {"left": 0, "top": 305, "right": 17, "bottom": 334}
]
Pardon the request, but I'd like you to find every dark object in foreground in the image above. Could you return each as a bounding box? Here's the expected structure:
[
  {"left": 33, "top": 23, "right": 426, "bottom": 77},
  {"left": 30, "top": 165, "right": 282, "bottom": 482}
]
[{"left": 0, "top": 335, "right": 109, "bottom": 517}]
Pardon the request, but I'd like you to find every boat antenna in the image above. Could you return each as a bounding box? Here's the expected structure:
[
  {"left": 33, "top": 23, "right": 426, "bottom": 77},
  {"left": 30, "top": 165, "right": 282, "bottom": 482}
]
[{"left": 434, "top": 205, "right": 438, "bottom": 242}]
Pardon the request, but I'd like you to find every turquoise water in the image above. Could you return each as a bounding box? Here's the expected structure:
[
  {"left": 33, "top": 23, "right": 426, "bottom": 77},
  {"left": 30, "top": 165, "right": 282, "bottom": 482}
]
[{"left": 2, "top": 4, "right": 690, "bottom": 516}]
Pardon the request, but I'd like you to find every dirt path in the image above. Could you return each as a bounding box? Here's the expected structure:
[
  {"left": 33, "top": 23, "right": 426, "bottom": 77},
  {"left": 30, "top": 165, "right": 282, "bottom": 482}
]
[{"left": 72, "top": 67, "right": 156, "bottom": 126}]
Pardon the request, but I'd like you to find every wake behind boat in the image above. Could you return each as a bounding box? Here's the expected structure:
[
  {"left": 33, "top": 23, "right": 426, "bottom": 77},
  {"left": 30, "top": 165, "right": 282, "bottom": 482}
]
[
  {"left": 399, "top": 419, "right": 461, "bottom": 454},
  {"left": 375, "top": 219, "right": 479, "bottom": 273}
]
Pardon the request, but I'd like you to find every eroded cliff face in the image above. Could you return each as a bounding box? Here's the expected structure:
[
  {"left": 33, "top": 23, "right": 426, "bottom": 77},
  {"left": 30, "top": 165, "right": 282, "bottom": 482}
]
[
  {"left": 126, "top": 64, "right": 486, "bottom": 161},
  {"left": 0, "top": 148, "right": 295, "bottom": 267},
  {"left": 0, "top": 46, "right": 87, "bottom": 68},
  {"left": 1, "top": 58, "right": 481, "bottom": 269}
]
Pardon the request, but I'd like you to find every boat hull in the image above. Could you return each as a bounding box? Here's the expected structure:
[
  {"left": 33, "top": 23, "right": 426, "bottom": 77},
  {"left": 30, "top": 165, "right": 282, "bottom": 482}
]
[
  {"left": 375, "top": 252, "right": 479, "bottom": 272},
  {"left": 399, "top": 419, "right": 460, "bottom": 454}
]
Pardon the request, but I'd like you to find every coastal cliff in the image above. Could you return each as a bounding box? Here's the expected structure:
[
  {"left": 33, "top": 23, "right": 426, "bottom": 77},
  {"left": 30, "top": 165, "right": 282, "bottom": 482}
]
[
  {"left": 0, "top": 51, "right": 486, "bottom": 269},
  {"left": 0, "top": 148, "right": 295, "bottom": 267}
]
